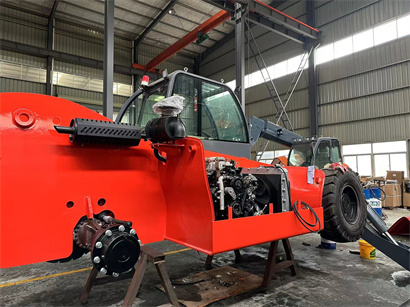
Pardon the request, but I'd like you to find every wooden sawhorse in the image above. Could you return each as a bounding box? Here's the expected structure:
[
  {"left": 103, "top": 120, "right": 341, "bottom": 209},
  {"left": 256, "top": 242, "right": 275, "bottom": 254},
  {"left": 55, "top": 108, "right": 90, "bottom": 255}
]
[
  {"left": 204, "top": 238, "right": 297, "bottom": 288},
  {"left": 262, "top": 238, "right": 298, "bottom": 287},
  {"left": 80, "top": 245, "right": 179, "bottom": 306}
]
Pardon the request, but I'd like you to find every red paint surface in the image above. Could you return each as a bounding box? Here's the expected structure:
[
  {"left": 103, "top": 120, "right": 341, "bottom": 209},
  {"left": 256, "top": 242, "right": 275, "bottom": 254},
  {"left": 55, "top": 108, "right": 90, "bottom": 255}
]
[{"left": 0, "top": 93, "right": 325, "bottom": 268}]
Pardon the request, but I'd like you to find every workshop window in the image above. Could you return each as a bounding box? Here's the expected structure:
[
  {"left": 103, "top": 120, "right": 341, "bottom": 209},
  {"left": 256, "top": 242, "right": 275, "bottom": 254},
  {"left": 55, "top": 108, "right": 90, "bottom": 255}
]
[
  {"left": 397, "top": 14, "right": 410, "bottom": 38},
  {"left": 334, "top": 36, "right": 353, "bottom": 59},
  {"left": 342, "top": 141, "right": 408, "bottom": 177},
  {"left": 374, "top": 20, "right": 397, "bottom": 46},
  {"left": 353, "top": 28, "right": 374, "bottom": 52},
  {"left": 316, "top": 43, "right": 334, "bottom": 65},
  {"left": 373, "top": 141, "right": 407, "bottom": 177}
]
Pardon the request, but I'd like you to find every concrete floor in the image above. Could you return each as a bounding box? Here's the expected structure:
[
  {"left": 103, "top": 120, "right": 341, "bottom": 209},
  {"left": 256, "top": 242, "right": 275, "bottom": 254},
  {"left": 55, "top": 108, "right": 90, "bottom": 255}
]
[{"left": 1, "top": 208, "right": 409, "bottom": 307}]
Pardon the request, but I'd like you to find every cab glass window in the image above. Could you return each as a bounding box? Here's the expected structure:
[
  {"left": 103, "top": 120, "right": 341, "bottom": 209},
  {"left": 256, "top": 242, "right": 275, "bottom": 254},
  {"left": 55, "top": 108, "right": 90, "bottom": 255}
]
[
  {"left": 288, "top": 143, "right": 315, "bottom": 166},
  {"left": 315, "top": 140, "right": 331, "bottom": 169},
  {"left": 331, "top": 139, "right": 342, "bottom": 164},
  {"left": 201, "top": 81, "right": 247, "bottom": 142},
  {"left": 172, "top": 74, "right": 248, "bottom": 143},
  {"left": 172, "top": 74, "right": 198, "bottom": 136}
]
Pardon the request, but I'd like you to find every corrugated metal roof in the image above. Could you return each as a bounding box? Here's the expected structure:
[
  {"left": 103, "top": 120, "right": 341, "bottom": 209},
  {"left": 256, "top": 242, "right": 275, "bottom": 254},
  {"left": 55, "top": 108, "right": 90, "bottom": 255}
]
[{"left": 1, "top": 0, "right": 239, "bottom": 60}]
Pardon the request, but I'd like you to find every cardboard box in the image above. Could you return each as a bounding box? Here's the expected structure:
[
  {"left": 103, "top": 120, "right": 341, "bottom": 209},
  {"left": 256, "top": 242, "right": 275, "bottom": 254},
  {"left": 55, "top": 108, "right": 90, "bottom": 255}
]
[
  {"left": 271, "top": 156, "right": 287, "bottom": 166},
  {"left": 403, "top": 179, "right": 410, "bottom": 208},
  {"left": 386, "top": 171, "right": 405, "bottom": 186},
  {"left": 360, "top": 176, "right": 370, "bottom": 183},
  {"left": 404, "top": 179, "right": 410, "bottom": 193},
  {"left": 403, "top": 192, "right": 410, "bottom": 208},
  {"left": 382, "top": 183, "right": 402, "bottom": 207}
]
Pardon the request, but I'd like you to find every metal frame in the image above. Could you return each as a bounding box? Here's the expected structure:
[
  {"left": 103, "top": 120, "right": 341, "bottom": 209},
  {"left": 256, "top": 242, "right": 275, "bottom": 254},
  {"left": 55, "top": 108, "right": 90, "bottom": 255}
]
[
  {"left": 239, "top": 0, "right": 319, "bottom": 39},
  {"left": 46, "top": 0, "right": 60, "bottom": 96},
  {"left": 306, "top": 0, "right": 319, "bottom": 137},
  {"left": 196, "top": 0, "right": 286, "bottom": 63},
  {"left": 235, "top": 2, "right": 245, "bottom": 110},
  {"left": 141, "top": 10, "right": 231, "bottom": 71},
  {"left": 362, "top": 223, "right": 410, "bottom": 271},
  {"left": 132, "top": 0, "right": 178, "bottom": 91},
  {"left": 103, "top": 0, "right": 114, "bottom": 120},
  {"left": 116, "top": 70, "right": 252, "bottom": 158},
  {"left": 134, "top": 0, "right": 178, "bottom": 48},
  {"left": 203, "top": 0, "right": 319, "bottom": 44}
]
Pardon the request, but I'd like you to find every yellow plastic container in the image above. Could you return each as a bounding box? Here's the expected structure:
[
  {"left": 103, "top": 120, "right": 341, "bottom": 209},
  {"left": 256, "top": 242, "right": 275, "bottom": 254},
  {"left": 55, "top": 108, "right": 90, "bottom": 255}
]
[{"left": 359, "top": 240, "right": 376, "bottom": 260}]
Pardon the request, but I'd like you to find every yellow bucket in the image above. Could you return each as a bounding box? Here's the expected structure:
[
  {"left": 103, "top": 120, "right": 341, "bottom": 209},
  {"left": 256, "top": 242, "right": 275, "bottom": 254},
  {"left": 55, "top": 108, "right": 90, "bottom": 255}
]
[{"left": 359, "top": 240, "right": 376, "bottom": 260}]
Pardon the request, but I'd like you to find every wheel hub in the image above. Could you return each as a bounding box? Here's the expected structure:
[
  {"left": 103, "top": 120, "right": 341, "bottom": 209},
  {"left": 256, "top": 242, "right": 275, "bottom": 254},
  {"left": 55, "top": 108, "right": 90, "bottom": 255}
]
[{"left": 341, "top": 185, "right": 359, "bottom": 224}]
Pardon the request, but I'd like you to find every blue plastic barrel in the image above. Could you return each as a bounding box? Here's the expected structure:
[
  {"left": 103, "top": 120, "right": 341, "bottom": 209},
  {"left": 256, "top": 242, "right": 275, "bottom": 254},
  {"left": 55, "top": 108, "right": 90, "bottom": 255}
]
[{"left": 364, "top": 188, "right": 382, "bottom": 217}]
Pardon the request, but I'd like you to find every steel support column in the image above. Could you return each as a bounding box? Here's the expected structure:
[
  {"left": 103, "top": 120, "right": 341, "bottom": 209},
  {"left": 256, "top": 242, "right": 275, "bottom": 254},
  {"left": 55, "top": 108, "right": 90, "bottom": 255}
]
[
  {"left": 193, "top": 58, "right": 200, "bottom": 75},
  {"left": 103, "top": 0, "right": 114, "bottom": 120},
  {"left": 235, "top": 3, "right": 245, "bottom": 110},
  {"left": 133, "top": 39, "right": 139, "bottom": 92},
  {"left": 306, "top": 0, "right": 318, "bottom": 136},
  {"left": 46, "top": 0, "right": 59, "bottom": 96}
]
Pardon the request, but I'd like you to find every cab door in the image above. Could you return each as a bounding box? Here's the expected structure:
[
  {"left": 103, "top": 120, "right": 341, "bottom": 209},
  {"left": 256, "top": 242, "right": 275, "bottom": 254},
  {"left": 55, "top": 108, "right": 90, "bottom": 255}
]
[{"left": 313, "top": 138, "right": 343, "bottom": 169}]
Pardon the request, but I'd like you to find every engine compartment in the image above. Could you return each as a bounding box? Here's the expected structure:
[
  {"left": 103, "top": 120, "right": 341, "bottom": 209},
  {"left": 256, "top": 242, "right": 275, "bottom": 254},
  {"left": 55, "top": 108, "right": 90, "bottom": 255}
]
[{"left": 205, "top": 157, "right": 291, "bottom": 220}]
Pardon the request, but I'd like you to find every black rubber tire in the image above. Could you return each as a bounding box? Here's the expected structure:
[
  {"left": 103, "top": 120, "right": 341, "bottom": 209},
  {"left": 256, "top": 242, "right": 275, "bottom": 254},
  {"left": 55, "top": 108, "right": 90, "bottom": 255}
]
[{"left": 320, "top": 168, "right": 367, "bottom": 242}]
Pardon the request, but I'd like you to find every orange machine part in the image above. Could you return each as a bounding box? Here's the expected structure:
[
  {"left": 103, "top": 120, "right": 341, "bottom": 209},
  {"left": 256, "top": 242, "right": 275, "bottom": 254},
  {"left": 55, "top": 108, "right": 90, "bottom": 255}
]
[{"left": 0, "top": 93, "right": 324, "bottom": 268}]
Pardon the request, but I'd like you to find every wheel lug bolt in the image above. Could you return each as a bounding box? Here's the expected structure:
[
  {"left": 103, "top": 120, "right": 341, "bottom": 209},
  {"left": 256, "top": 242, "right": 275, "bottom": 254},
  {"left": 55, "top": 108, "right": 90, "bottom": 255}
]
[
  {"left": 130, "top": 229, "right": 136, "bottom": 235},
  {"left": 105, "top": 230, "right": 112, "bottom": 237},
  {"left": 118, "top": 225, "right": 125, "bottom": 232},
  {"left": 95, "top": 242, "right": 103, "bottom": 249},
  {"left": 100, "top": 267, "right": 107, "bottom": 274},
  {"left": 93, "top": 256, "right": 101, "bottom": 264},
  {"left": 112, "top": 272, "right": 119, "bottom": 277}
]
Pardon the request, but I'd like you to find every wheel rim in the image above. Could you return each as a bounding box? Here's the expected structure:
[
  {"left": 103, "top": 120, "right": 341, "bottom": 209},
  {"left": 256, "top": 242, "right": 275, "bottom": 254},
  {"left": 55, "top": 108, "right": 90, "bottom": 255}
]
[{"left": 340, "top": 184, "right": 359, "bottom": 224}]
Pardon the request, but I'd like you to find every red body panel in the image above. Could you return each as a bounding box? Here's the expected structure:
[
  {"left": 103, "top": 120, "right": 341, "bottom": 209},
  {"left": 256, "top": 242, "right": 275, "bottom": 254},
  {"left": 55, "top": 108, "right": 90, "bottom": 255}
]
[{"left": 0, "top": 93, "right": 324, "bottom": 268}]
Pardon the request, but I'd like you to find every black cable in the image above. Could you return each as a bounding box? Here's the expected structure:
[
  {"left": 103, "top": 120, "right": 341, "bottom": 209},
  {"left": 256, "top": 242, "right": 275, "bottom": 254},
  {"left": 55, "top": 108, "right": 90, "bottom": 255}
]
[
  {"left": 274, "top": 165, "right": 320, "bottom": 232},
  {"left": 369, "top": 186, "right": 386, "bottom": 201},
  {"left": 153, "top": 148, "right": 166, "bottom": 163},
  {"left": 292, "top": 201, "right": 321, "bottom": 233}
]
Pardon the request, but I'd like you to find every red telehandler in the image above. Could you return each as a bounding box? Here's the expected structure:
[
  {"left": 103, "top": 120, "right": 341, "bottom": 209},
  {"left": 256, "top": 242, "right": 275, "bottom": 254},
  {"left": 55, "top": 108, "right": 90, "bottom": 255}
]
[{"left": 0, "top": 70, "right": 408, "bottom": 279}]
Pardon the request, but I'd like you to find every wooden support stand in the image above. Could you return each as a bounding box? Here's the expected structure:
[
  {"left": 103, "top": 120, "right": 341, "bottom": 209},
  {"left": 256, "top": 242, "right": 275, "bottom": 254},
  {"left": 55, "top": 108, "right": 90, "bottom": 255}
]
[
  {"left": 205, "top": 249, "right": 241, "bottom": 270},
  {"left": 204, "top": 239, "right": 297, "bottom": 288},
  {"left": 262, "top": 238, "right": 298, "bottom": 288},
  {"left": 80, "top": 246, "right": 179, "bottom": 307}
]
